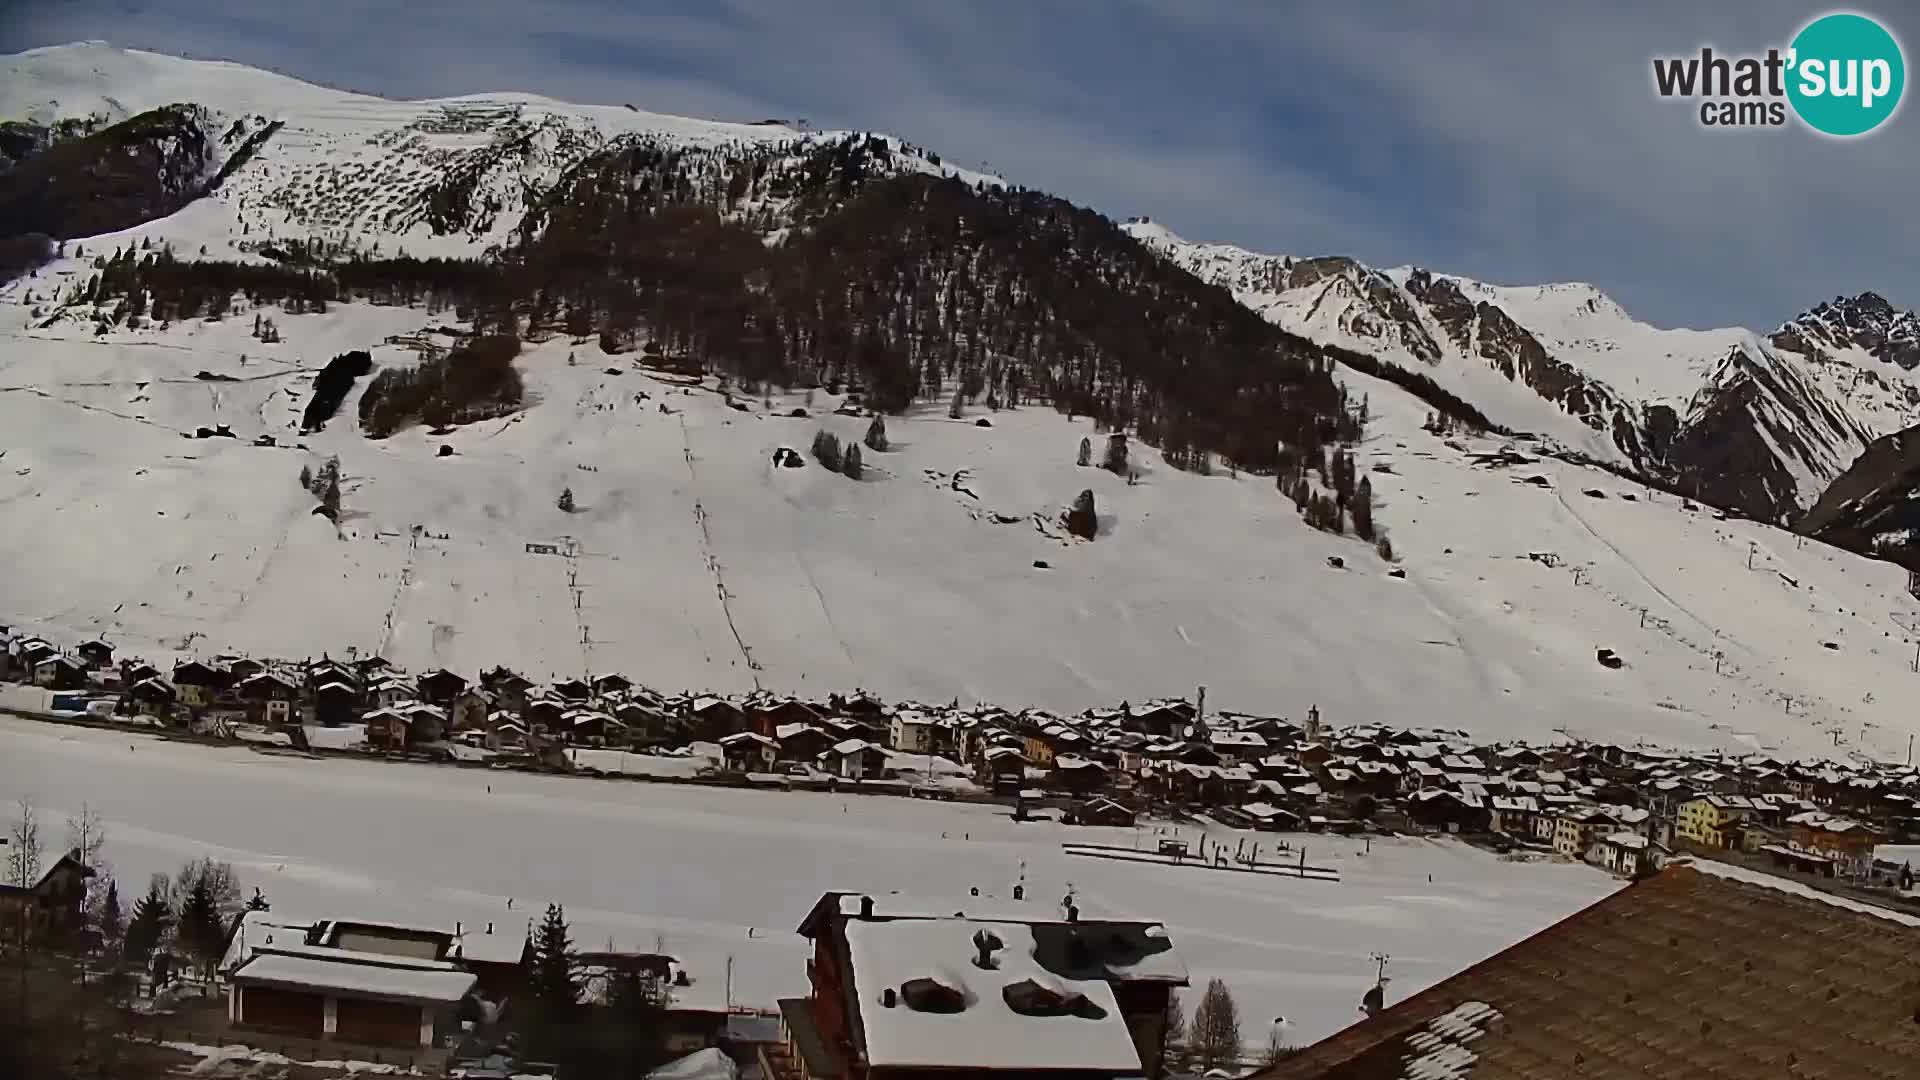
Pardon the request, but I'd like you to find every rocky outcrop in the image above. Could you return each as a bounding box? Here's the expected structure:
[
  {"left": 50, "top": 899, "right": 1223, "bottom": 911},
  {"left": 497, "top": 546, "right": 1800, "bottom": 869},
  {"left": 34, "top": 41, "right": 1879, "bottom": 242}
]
[
  {"left": 0, "top": 105, "right": 218, "bottom": 240},
  {"left": 1799, "top": 423, "right": 1920, "bottom": 569},
  {"left": 1772, "top": 291, "right": 1920, "bottom": 370}
]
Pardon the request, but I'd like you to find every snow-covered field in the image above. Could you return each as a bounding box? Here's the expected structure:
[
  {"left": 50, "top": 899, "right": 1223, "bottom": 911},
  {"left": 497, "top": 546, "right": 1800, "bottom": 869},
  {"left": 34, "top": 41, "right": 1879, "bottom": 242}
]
[
  {"left": 7, "top": 291, "right": 1920, "bottom": 758},
  {"left": 0, "top": 716, "right": 1614, "bottom": 1045}
]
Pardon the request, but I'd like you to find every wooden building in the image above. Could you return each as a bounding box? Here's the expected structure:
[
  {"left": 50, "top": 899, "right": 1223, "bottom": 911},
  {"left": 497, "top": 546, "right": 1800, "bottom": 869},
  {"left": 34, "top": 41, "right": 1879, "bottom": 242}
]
[
  {"left": 1254, "top": 861, "right": 1920, "bottom": 1080},
  {"left": 229, "top": 945, "right": 475, "bottom": 1047}
]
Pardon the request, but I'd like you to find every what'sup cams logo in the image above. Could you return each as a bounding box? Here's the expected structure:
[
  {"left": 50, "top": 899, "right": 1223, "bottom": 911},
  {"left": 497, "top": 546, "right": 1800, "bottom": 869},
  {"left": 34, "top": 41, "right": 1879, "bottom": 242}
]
[{"left": 1653, "top": 11, "right": 1905, "bottom": 136}]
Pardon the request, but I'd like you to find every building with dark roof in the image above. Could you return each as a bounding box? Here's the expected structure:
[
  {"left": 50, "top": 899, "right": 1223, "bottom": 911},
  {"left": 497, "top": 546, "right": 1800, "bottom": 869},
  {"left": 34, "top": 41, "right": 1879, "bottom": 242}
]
[{"left": 1254, "top": 860, "right": 1920, "bottom": 1080}]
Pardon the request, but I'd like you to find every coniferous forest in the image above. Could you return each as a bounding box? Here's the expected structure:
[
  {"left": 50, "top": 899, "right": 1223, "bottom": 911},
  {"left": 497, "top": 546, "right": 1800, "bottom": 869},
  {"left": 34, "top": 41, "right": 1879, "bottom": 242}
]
[{"left": 54, "top": 134, "right": 1442, "bottom": 485}]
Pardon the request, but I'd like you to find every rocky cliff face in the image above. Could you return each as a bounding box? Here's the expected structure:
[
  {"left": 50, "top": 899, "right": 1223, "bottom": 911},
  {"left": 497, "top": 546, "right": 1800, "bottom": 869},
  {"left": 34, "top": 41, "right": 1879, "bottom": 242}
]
[
  {"left": 1772, "top": 292, "right": 1920, "bottom": 371},
  {"left": 1126, "top": 220, "right": 1919, "bottom": 525},
  {"left": 1799, "top": 423, "right": 1920, "bottom": 571},
  {"left": 0, "top": 105, "right": 235, "bottom": 240}
]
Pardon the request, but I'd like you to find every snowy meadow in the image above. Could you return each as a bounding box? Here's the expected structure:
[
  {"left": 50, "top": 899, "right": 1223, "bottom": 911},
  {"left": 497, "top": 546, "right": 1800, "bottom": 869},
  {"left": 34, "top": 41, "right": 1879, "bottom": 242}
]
[{"left": 0, "top": 716, "right": 1613, "bottom": 1045}]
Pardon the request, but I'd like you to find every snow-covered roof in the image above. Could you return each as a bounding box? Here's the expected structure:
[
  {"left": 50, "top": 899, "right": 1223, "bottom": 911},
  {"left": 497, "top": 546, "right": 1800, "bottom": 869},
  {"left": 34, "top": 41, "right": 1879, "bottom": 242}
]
[
  {"left": 1210, "top": 730, "right": 1267, "bottom": 747},
  {"left": 647, "top": 1047, "right": 739, "bottom": 1080},
  {"left": 232, "top": 950, "right": 477, "bottom": 1004},
  {"left": 1603, "top": 832, "right": 1650, "bottom": 850},
  {"left": 452, "top": 928, "right": 529, "bottom": 966},
  {"left": 219, "top": 909, "right": 316, "bottom": 974},
  {"left": 842, "top": 918, "right": 1147, "bottom": 1071},
  {"left": 1682, "top": 859, "right": 1920, "bottom": 928}
]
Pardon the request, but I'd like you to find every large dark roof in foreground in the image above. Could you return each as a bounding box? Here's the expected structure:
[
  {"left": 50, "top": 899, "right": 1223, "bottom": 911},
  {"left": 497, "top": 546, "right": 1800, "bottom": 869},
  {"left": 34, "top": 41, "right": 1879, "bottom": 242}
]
[{"left": 1258, "top": 861, "right": 1920, "bottom": 1080}]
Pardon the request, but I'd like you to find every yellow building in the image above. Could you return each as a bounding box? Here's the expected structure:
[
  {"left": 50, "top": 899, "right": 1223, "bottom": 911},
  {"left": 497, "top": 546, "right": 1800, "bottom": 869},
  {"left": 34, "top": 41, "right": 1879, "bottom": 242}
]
[
  {"left": 1676, "top": 795, "right": 1757, "bottom": 849},
  {"left": 1552, "top": 809, "right": 1619, "bottom": 860},
  {"left": 1023, "top": 732, "right": 1057, "bottom": 767}
]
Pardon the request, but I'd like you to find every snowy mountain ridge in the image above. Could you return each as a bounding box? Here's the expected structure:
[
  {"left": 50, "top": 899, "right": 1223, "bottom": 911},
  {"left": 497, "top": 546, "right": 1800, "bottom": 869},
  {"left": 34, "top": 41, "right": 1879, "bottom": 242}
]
[
  {"left": 1, "top": 42, "right": 997, "bottom": 262},
  {"left": 1123, "top": 219, "right": 1915, "bottom": 524}
]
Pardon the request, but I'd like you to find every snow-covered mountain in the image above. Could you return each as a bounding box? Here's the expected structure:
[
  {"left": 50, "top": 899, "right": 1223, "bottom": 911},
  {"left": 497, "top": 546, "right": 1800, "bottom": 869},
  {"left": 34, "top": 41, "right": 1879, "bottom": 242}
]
[
  {"left": 0, "top": 41, "right": 991, "bottom": 261},
  {"left": 1123, "top": 220, "right": 1917, "bottom": 525},
  {"left": 9, "top": 43, "right": 1920, "bottom": 763}
]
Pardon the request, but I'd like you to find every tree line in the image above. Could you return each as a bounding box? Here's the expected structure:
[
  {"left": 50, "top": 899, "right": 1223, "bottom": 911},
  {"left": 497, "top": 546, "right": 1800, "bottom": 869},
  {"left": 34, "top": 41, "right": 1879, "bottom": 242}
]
[{"left": 73, "top": 135, "right": 1364, "bottom": 475}]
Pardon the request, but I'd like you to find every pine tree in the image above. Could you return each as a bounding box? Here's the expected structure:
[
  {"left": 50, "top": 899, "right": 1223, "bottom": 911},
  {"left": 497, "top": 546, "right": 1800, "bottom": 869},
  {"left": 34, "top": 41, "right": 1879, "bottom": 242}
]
[
  {"left": 1353, "top": 475, "right": 1375, "bottom": 540},
  {"left": 557, "top": 486, "right": 576, "bottom": 513},
  {"left": 842, "top": 443, "right": 863, "bottom": 480},
  {"left": 948, "top": 387, "right": 964, "bottom": 420},
  {"left": 1191, "top": 976, "right": 1243, "bottom": 1069},
  {"left": 244, "top": 887, "right": 271, "bottom": 912},
  {"left": 1065, "top": 489, "right": 1098, "bottom": 540},
  {"left": 526, "top": 904, "right": 582, "bottom": 1057},
  {"left": 298, "top": 464, "right": 313, "bottom": 493},
  {"left": 123, "top": 880, "right": 170, "bottom": 965},
  {"left": 98, "top": 878, "right": 124, "bottom": 944},
  {"left": 1077, "top": 437, "right": 1091, "bottom": 467},
  {"left": 175, "top": 871, "right": 222, "bottom": 978},
  {"left": 864, "top": 415, "right": 888, "bottom": 452},
  {"left": 321, "top": 471, "right": 342, "bottom": 519},
  {"left": 811, "top": 429, "right": 843, "bottom": 471}
]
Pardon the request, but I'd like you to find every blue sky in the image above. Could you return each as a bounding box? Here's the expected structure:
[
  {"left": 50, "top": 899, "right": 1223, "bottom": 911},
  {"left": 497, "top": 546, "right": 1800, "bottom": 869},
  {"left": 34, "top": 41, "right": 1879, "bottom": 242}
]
[{"left": 5, "top": 1, "right": 1916, "bottom": 330}]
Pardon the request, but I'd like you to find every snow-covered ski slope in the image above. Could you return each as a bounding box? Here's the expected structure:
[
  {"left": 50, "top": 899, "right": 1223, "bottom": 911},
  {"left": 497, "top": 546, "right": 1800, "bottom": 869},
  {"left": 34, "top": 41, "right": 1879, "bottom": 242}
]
[
  {"left": 0, "top": 42, "right": 997, "bottom": 261},
  {"left": 6, "top": 286, "right": 1920, "bottom": 761},
  {"left": 0, "top": 715, "right": 1617, "bottom": 1047}
]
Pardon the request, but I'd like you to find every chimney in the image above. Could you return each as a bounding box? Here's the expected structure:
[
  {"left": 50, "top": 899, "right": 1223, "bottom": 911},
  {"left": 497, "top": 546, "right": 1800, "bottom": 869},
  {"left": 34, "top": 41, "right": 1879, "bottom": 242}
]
[
  {"left": 1012, "top": 884, "right": 1025, "bottom": 901},
  {"left": 972, "top": 927, "right": 1004, "bottom": 970},
  {"left": 1066, "top": 902, "right": 1079, "bottom": 924},
  {"left": 859, "top": 895, "right": 875, "bottom": 919},
  {"left": 486, "top": 922, "right": 493, "bottom": 935},
  {"left": 882, "top": 987, "right": 898, "bottom": 1008},
  {"left": 456, "top": 920, "right": 463, "bottom": 935}
]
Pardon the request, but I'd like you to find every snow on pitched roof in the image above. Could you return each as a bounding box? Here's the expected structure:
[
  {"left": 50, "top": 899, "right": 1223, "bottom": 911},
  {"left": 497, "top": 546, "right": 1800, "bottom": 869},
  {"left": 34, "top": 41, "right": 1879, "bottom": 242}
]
[
  {"left": 232, "top": 950, "right": 477, "bottom": 1004},
  {"left": 842, "top": 919, "right": 1146, "bottom": 1071},
  {"left": 721, "top": 731, "right": 777, "bottom": 747},
  {"left": 452, "top": 928, "right": 530, "bottom": 966},
  {"left": 219, "top": 909, "right": 317, "bottom": 974},
  {"left": 1602, "top": 832, "right": 1650, "bottom": 850},
  {"left": 832, "top": 738, "right": 878, "bottom": 756}
]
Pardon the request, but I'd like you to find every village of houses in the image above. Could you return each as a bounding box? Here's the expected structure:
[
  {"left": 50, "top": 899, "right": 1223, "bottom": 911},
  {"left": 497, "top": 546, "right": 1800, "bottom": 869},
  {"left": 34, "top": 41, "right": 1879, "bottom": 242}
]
[
  {"left": 8, "top": 625, "right": 1920, "bottom": 891},
  {"left": 10, "top": 622, "right": 1920, "bottom": 1078}
]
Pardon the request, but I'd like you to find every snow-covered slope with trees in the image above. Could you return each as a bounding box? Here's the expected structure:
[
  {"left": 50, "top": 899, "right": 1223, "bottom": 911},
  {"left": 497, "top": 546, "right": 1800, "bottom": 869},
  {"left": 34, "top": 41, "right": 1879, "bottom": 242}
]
[
  {"left": 1123, "top": 220, "right": 1919, "bottom": 525},
  {"left": 0, "top": 41, "right": 990, "bottom": 261},
  {"left": 6, "top": 292, "right": 1920, "bottom": 760},
  {"left": 8, "top": 44, "right": 1920, "bottom": 763}
]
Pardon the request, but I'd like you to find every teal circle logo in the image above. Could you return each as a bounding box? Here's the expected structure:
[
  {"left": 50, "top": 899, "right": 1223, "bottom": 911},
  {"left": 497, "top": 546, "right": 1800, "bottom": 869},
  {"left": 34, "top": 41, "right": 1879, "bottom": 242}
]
[{"left": 1788, "top": 12, "right": 1905, "bottom": 136}]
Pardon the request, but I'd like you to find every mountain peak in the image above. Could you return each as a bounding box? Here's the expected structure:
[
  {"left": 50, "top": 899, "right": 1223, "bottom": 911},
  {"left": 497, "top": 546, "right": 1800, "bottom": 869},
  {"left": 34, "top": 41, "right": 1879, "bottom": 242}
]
[{"left": 1772, "top": 289, "right": 1918, "bottom": 370}]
